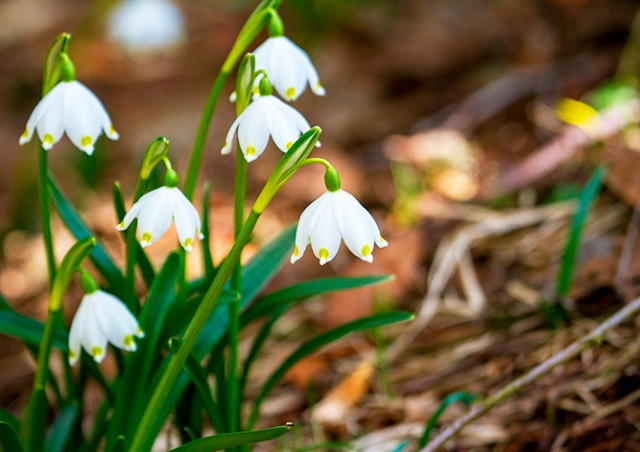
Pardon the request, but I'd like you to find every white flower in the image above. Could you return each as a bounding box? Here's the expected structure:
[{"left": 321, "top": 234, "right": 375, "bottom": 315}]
[
  {"left": 221, "top": 94, "right": 316, "bottom": 162},
  {"left": 253, "top": 36, "right": 325, "bottom": 101},
  {"left": 108, "top": 0, "right": 184, "bottom": 53},
  {"left": 19, "top": 80, "right": 119, "bottom": 154},
  {"left": 291, "top": 189, "right": 388, "bottom": 265},
  {"left": 68, "top": 290, "right": 144, "bottom": 365},
  {"left": 116, "top": 186, "right": 203, "bottom": 251}
]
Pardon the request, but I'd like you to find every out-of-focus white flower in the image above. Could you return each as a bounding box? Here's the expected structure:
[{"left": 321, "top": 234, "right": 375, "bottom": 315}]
[
  {"left": 116, "top": 185, "right": 203, "bottom": 251},
  {"left": 253, "top": 36, "right": 325, "bottom": 101},
  {"left": 19, "top": 80, "right": 119, "bottom": 154},
  {"left": 291, "top": 189, "right": 388, "bottom": 265},
  {"left": 108, "top": 0, "right": 185, "bottom": 53},
  {"left": 68, "top": 289, "right": 143, "bottom": 365},
  {"left": 221, "top": 93, "right": 315, "bottom": 162}
]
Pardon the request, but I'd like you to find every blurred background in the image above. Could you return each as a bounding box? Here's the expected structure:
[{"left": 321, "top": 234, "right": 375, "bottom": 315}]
[{"left": 3, "top": 0, "right": 640, "bottom": 450}]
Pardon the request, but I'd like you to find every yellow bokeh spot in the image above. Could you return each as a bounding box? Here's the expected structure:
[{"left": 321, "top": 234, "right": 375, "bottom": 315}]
[
  {"left": 21, "top": 128, "right": 29, "bottom": 139},
  {"left": 286, "top": 87, "right": 296, "bottom": 99},
  {"left": 293, "top": 244, "right": 299, "bottom": 256},
  {"left": 43, "top": 133, "right": 54, "bottom": 145},
  {"left": 286, "top": 141, "right": 293, "bottom": 149},
  {"left": 361, "top": 244, "right": 371, "bottom": 257},
  {"left": 142, "top": 232, "right": 152, "bottom": 243},
  {"left": 319, "top": 248, "right": 329, "bottom": 260},
  {"left": 246, "top": 146, "right": 256, "bottom": 156},
  {"left": 81, "top": 136, "right": 92, "bottom": 147},
  {"left": 184, "top": 237, "right": 192, "bottom": 248},
  {"left": 556, "top": 98, "right": 598, "bottom": 127},
  {"left": 91, "top": 346, "right": 103, "bottom": 358},
  {"left": 123, "top": 334, "right": 134, "bottom": 347}
]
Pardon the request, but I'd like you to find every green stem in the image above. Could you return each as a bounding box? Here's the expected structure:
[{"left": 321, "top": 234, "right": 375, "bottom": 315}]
[
  {"left": 182, "top": 5, "right": 275, "bottom": 200},
  {"left": 130, "top": 210, "right": 261, "bottom": 452},
  {"left": 229, "top": 150, "right": 247, "bottom": 433},
  {"left": 38, "top": 145, "right": 56, "bottom": 288}
]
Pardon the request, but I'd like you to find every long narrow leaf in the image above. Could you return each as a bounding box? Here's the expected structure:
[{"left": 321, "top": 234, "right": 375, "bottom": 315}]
[
  {"left": 48, "top": 175, "right": 126, "bottom": 296},
  {"left": 249, "top": 311, "right": 413, "bottom": 427},
  {"left": 0, "top": 422, "right": 23, "bottom": 452},
  {"left": 19, "top": 387, "right": 47, "bottom": 451},
  {"left": 170, "top": 426, "right": 291, "bottom": 452},
  {"left": 46, "top": 404, "right": 79, "bottom": 452},
  {"left": 243, "top": 275, "right": 394, "bottom": 324},
  {"left": 0, "top": 310, "right": 68, "bottom": 351},
  {"left": 556, "top": 165, "right": 607, "bottom": 297}
]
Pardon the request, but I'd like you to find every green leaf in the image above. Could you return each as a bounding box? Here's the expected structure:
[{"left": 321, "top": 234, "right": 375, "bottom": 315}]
[
  {"left": 0, "top": 310, "right": 68, "bottom": 351},
  {"left": 140, "top": 137, "right": 170, "bottom": 180},
  {"left": 48, "top": 176, "right": 126, "bottom": 296},
  {"left": 46, "top": 404, "right": 79, "bottom": 452},
  {"left": 19, "top": 386, "right": 47, "bottom": 451},
  {"left": 201, "top": 183, "right": 215, "bottom": 280},
  {"left": 0, "top": 410, "right": 18, "bottom": 432},
  {"left": 112, "top": 435, "right": 127, "bottom": 452},
  {"left": 50, "top": 236, "right": 96, "bottom": 311},
  {"left": 169, "top": 426, "right": 291, "bottom": 452},
  {"left": 0, "top": 421, "right": 23, "bottom": 452},
  {"left": 248, "top": 311, "right": 413, "bottom": 427},
  {"left": 168, "top": 338, "right": 223, "bottom": 432},
  {"left": 235, "top": 53, "right": 256, "bottom": 111},
  {"left": 419, "top": 391, "right": 477, "bottom": 447},
  {"left": 243, "top": 275, "right": 394, "bottom": 324},
  {"left": 556, "top": 165, "right": 607, "bottom": 297}
]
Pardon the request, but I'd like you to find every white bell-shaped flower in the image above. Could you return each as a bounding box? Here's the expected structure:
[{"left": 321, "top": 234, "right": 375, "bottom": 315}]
[
  {"left": 19, "top": 80, "right": 119, "bottom": 155},
  {"left": 117, "top": 171, "right": 203, "bottom": 251},
  {"left": 221, "top": 79, "right": 316, "bottom": 162},
  {"left": 108, "top": 0, "right": 185, "bottom": 53},
  {"left": 68, "top": 288, "right": 143, "bottom": 365},
  {"left": 253, "top": 35, "right": 325, "bottom": 101},
  {"left": 291, "top": 186, "right": 388, "bottom": 265}
]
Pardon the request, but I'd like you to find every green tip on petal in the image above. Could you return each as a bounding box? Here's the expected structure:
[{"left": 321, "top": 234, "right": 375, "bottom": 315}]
[
  {"left": 246, "top": 146, "right": 256, "bottom": 157},
  {"left": 141, "top": 232, "right": 152, "bottom": 244},
  {"left": 91, "top": 346, "right": 103, "bottom": 359},
  {"left": 319, "top": 248, "right": 329, "bottom": 260},
  {"left": 123, "top": 334, "right": 134, "bottom": 347},
  {"left": 43, "top": 133, "right": 54, "bottom": 146},
  {"left": 286, "top": 87, "right": 296, "bottom": 100},
  {"left": 293, "top": 244, "right": 299, "bottom": 257},
  {"left": 361, "top": 244, "right": 371, "bottom": 257},
  {"left": 81, "top": 136, "right": 92, "bottom": 148},
  {"left": 183, "top": 237, "right": 192, "bottom": 248}
]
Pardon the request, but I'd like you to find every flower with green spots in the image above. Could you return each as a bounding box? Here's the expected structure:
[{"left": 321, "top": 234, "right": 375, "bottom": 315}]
[
  {"left": 19, "top": 80, "right": 119, "bottom": 154},
  {"left": 68, "top": 289, "right": 143, "bottom": 365},
  {"left": 221, "top": 87, "right": 316, "bottom": 162},
  {"left": 116, "top": 185, "right": 203, "bottom": 251},
  {"left": 291, "top": 189, "right": 388, "bottom": 265},
  {"left": 253, "top": 36, "right": 325, "bottom": 101}
]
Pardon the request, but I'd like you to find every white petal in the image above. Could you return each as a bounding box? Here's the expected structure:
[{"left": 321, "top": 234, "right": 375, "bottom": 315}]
[
  {"left": 63, "top": 82, "right": 105, "bottom": 155},
  {"left": 309, "top": 199, "right": 341, "bottom": 265},
  {"left": 73, "top": 82, "right": 119, "bottom": 140},
  {"left": 78, "top": 293, "right": 108, "bottom": 363},
  {"left": 169, "top": 188, "right": 201, "bottom": 251},
  {"left": 270, "top": 38, "right": 308, "bottom": 101},
  {"left": 221, "top": 114, "right": 242, "bottom": 155},
  {"left": 333, "top": 190, "right": 380, "bottom": 262},
  {"left": 267, "top": 97, "right": 306, "bottom": 152},
  {"left": 92, "top": 291, "right": 141, "bottom": 351},
  {"left": 20, "top": 83, "right": 63, "bottom": 146},
  {"left": 68, "top": 297, "right": 89, "bottom": 365},
  {"left": 136, "top": 187, "right": 174, "bottom": 246},
  {"left": 237, "top": 99, "right": 270, "bottom": 162},
  {"left": 292, "top": 41, "right": 324, "bottom": 96},
  {"left": 291, "top": 201, "right": 317, "bottom": 264},
  {"left": 34, "top": 85, "right": 66, "bottom": 150},
  {"left": 116, "top": 190, "right": 155, "bottom": 231}
]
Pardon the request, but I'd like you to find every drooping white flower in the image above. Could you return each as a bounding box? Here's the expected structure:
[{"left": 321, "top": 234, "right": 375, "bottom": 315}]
[
  {"left": 116, "top": 185, "right": 203, "bottom": 251},
  {"left": 68, "top": 289, "right": 144, "bottom": 365},
  {"left": 19, "top": 80, "right": 119, "bottom": 154},
  {"left": 291, "top": 189, "right": 388, "bottom": 265},
  {"left": 253, "top": 36, "right": 325, "bottom": 101},
  {"left": 221, "top": 93, "right": 316, "bottom": 162},
  {"left": 107, "top": 0, "right": 185, "bottom": 53}
]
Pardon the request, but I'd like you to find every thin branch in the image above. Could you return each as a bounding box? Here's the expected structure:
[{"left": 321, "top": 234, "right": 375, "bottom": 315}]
[{"left": 421, "top": 294, "right": 640, "bottom": 452}]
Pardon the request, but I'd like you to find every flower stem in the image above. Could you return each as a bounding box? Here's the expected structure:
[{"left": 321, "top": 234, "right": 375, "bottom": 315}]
[
  {"left": 182, "top": 3, "right": 276, "bottom": 200},
  {"left": 38, "top": 145, "right": 56, "bottom": 288},
  {"left": 129, "top": 210, "right": 261, "bottom": 452}
]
